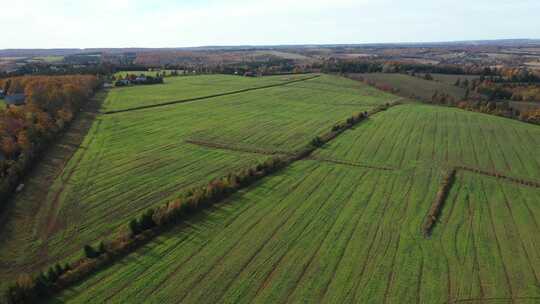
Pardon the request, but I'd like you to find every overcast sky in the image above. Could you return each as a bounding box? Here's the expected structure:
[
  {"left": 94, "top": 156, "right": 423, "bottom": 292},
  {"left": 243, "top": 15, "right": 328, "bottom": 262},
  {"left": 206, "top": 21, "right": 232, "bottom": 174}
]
[{"left": 3, "top": 0, "right": 539, "bottom": 49}]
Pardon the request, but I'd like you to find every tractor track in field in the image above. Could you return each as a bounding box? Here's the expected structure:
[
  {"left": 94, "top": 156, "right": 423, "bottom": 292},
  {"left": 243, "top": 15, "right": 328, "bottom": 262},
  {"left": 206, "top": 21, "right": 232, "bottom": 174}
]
[
  {"left": 377, "top": 107, "right": 414, "bottom": 167},
  {"left": 509, "top": 126, "right": 540, "bottom": 175},
  {"left": 497, "top": 182, "right": 540, "bottom": 286},
  {"left": 447, "top": 296, "right": 540, "bottom": 303},
  {"left": 247, "top": 168, "right": 342, "bottom": 302},
  {"left": 415, "top": 108, "right": 430, "bottom": 162},
  {"left": 370, "top": 104, "right": 408, "bottom": 159},
  {"left": 221, "top": 166, "right": 343, "bottom": 301},
  {"left": 36, "top": 105, "right": 104, "bottom": 266},
  {"left": 281, "top": 171, "right": 371, "bottom": 303},
  {"left": 102, "top": 75, "right": 321, "bottom": 115},
  {"left": 97, "top": 177, "right": 282, "bottom": 302},
  {"left": 307, "top": 156, "right": 396, "bottom": 171},
  {"left": 318, "top": 171, "right": 385, "bottom": 302},
  {"left": 177, "top": 166, "right": 336, "bottom": 303},
  {"left": 197, "top": 163, "right": 321, "bottom": 302},
  {"left": 186, "top": 139, "right": 294, "bottom": 156},
  {"left": 479, "top": 180, "right": 515, "bottom": 301},
  {"left": 439, "top": 182, "right": 465, "bottom": 302},
  {"left": 83, "top": 158, "right": 262, "bottom": 228},
  {"left": 383, "top": 170, "right": 419, "bottom": 304},
  {"left": 396, "top": 109, "right": 418, "bottom": 168},
  {"left": 348, "top": 174, "right": 401, "bottom": 302},
  {"left": 432, "top": 112, "right": 439, "bottom": 161},
  {"left": 480, "top": 120, "right": 513, "bottom": 172},
  {"left": 466, "top": 191, "right": 486, "bottom": 300},
  {"left": 142, "top": 163, "right": 320, "bottom": 300}
]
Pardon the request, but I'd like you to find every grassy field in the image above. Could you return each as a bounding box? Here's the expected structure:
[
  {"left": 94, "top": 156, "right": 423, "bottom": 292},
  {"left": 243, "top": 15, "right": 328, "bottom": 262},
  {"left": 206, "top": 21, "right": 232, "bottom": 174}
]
[
  {"left": 46, "top": 103, "right": 540, "bottom": 304},
  {"left": 0, "top": 74, "right": 394, "bottom": 291},
  {"left": 104, "top": 74, "right": 312, "bottom": 112},
  {"left": 349, "top": 73, "right": 468, "bottom": 101},
  {"left": 314, "top": 104, "right": 540, "bottom": 180}
]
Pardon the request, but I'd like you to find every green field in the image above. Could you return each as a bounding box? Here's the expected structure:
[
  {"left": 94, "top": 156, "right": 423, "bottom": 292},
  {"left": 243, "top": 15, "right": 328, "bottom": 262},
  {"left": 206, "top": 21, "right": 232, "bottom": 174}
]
[
  {"left": 51, "top": 104, "right": 540, "bottom": 303},
  {"left": 2, "top": 72, "right": 539, "bottom": 303},
  {"left": 0, "top": 74, "right": 394, "bottom": 291},
  {"left": 349, "top": 73, "right": 468, "bottom": 101},
  {"left": 104, "top": 74, "right": 312, "bottom": 112}
]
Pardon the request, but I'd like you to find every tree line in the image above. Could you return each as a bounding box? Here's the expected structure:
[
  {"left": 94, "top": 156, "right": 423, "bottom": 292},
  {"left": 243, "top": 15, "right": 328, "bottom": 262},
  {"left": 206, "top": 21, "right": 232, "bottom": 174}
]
[{"left": 0, "top": 75, "right": 101, "bottom": 215}]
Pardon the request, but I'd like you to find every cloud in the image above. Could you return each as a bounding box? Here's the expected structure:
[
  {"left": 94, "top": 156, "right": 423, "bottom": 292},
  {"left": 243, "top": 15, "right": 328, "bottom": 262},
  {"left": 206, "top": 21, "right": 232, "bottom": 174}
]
[{"left": 1, "top": 0, "right": 539, "bottom": 48}]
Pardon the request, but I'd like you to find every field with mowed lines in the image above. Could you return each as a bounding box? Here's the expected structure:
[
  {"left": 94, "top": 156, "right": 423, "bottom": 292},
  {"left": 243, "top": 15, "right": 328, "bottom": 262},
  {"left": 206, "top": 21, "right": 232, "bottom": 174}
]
[
  {"left": 46, "top": 102, "right": 540, "bottom": 303},
  {"left": 0, "top": 74, "right": 395, "bottom": 291},
  {"left": 103, "top": 74, "right": 312, "bottom": 112}
]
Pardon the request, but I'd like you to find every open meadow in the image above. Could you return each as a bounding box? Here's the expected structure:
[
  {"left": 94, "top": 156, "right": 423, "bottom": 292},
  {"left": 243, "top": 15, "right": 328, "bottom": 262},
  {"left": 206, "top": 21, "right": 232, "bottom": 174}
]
[
  {"left": 0, "top": 74, "right": 395, "bottom": 292},
  {"left": 50, "top": 104, "right": 540, "bottom": 304}
]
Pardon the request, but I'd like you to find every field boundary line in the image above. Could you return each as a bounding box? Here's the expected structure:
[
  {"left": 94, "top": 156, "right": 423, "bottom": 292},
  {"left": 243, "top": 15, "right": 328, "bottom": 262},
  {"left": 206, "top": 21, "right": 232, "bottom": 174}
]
[
  {"left": 456, "top": 165, "right": 540, "bottom": 188},
  {"left": 446, "top": 296, "right": 540, "bottom": 303},
  {"left": 308, "top": 156, "right": 396, "bottom": 171},
  {"left": 187, "top": 140, "right": 399, "bottom": 172},
  {"left": 185, "top": 140, "right": 295, "bottom": 156},
  {"left": 101, "top": 75, "right": 321, "bottom": 115},
  {"left": 421, "top": 164, "right": 540, "bottom": 237}
]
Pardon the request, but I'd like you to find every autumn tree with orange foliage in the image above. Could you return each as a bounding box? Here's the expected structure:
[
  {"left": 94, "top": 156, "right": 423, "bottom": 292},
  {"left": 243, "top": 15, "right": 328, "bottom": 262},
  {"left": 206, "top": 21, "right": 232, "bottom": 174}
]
[{"left": 0, "top": 75, "right": 100, "bottom": 210}]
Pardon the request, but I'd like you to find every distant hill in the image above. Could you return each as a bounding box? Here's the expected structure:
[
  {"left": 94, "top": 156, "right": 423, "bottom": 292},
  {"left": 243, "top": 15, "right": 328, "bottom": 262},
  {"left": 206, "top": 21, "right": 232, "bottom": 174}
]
[{"left": 2, "top": 39, "right": 540, "bottom": 57}]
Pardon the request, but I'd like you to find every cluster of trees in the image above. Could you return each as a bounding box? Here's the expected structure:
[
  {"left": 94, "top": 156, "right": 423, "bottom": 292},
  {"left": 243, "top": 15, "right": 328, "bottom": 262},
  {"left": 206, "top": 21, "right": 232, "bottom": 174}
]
[
  {"left": 474, "top": 82, "right": 540, "bottom": 102},
  {"left": 318, "top": 59, "right": 507, "bottom": 76},
  {"left": 0, "top": 63, "right": 114, "bottom": 79},
  {"left": 0, "top": 75, "right": 100, "bottom": 213},
  {"left": 519, "top": 108, "right": 540, "bottom": 124},
  {"left": 430, "top": 91, "right": 539, "bottom": 125}
]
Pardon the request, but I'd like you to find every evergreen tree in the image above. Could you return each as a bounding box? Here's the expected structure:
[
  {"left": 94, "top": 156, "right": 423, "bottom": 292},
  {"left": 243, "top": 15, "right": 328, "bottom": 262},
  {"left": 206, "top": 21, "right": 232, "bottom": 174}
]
[{"left": 84, "top": 244, "right": 99, "bottom": 259}]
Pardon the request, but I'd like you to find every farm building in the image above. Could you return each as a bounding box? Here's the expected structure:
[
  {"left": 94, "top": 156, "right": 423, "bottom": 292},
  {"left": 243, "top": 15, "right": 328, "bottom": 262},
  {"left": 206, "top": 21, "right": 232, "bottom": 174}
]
[{"left": 3, "top": 93, "right": 26, "bottom": 106}]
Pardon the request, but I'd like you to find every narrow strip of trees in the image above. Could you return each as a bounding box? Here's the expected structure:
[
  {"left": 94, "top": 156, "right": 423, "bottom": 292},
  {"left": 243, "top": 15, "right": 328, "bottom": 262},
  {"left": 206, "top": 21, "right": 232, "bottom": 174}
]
[
  {"left": 422, "top": 168, "right": 457, "bottom": 237},
  {"left": 3, "top": 100, "right": 402, "bottom": 304}
]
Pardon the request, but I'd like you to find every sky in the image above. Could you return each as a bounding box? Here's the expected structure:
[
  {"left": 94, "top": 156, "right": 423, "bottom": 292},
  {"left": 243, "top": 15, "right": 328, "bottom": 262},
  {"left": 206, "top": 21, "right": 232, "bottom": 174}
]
[{"left": 3, "top": 0, "right": 540, "bottom": 49}]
